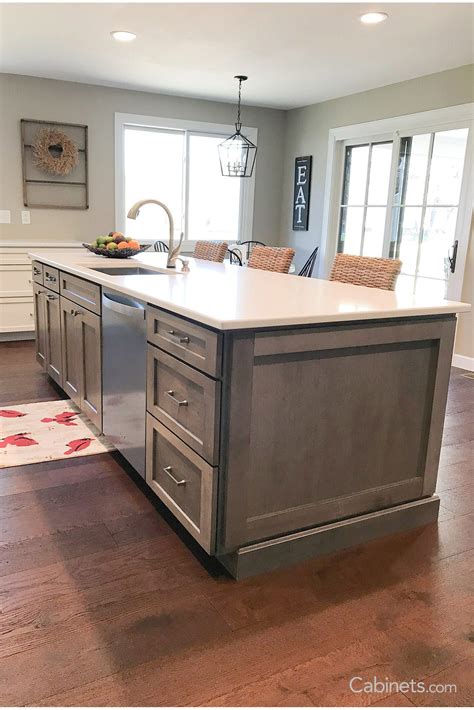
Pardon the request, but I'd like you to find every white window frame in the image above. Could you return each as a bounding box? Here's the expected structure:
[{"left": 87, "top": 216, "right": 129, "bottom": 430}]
[
  {"left": 115, "top": 112, "right": 257, "bottom": 251},
  {"left": 320, "top": 103, "right": 473, "bottom": 300}
]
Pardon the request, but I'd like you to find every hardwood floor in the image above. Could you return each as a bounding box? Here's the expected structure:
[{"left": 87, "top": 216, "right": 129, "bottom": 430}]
[{"left": 0, "top": 341, "right": 472, "bottom": 707}]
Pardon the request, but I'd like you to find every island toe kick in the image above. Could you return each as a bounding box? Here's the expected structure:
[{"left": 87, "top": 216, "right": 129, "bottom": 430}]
[{"left": 218, "top": 496, "right": 440, "bottom": 579}]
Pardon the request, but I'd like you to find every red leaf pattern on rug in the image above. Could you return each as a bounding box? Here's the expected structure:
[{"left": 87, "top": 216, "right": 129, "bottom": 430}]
[
  {"left": 0, "top": 433, "right": 39, "bottom": 448},
  {"left": 41, "top": 411, "right": 78, "bottom": 426},
  {"left": 64, "top": 438, "right": 92, "bottom": 455},
  {"left": 0, "top": 409, "right": 26, "bottom": 418}
]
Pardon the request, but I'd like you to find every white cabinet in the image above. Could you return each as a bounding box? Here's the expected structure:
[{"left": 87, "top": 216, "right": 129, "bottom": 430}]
[{"left": 0, "top": 244, "right": 83, "bottom": 337}]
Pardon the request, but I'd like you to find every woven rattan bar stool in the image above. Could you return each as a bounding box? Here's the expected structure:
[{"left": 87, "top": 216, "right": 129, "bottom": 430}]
[
  {"left": 248, "top": 246, "right": 295, "bottom": 274},
  {"left": 193, "top": 241, "right": 228, "bottom": 263},
  {"left": 330, "top": 253, "right": 402, "bottom": 291}
]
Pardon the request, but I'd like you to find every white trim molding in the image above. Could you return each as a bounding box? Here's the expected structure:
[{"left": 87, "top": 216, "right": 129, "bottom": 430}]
[
  {"left": 452, "top": 354, "right": 474, "bottom": 372},
  {"left": 319, "top": 103, "right": 474, "bottom": 299},
  {"left": 114, "top": 112, "right": 257, "bottom": 250}
]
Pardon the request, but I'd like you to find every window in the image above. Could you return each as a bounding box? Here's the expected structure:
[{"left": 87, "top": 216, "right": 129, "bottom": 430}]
[
  {"left": 187, "top": 134, "right": 241, "bottom": 242},
  {"left": 328, "top": 105, "right": 472, "bottom": 300},
  {"left": 116, "top": 113, "right": 257, "bottom": 247},
  {"left": 124, "top": 127, "right": 185, "bottom": 243},
  {"left": 338, "top": 141, "right": 393, "bottom": 257}
]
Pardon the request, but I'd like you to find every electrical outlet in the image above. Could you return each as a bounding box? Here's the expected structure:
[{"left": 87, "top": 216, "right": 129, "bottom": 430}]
[
  {"left": 0, "top": 210, "right": 11, "bottom": 224},
  {"left": 21, "top": 210, "right": 31, "bottom": 224}
]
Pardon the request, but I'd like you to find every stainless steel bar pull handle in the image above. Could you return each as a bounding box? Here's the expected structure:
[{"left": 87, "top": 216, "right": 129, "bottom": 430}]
[
  {"left": 163, "top": 466, "right": 186, "bottom": 486},
  {"left": 166, "top": 390, "right": 188, "bottom": 406},
  {"left": 46, "top": 294, "right": 57, "bottom": 300},
  {"left": 167, "top": 329, "right": 190, "bottom": 344}
]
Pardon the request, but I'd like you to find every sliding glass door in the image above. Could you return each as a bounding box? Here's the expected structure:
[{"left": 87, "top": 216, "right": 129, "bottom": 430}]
[
  {"left": 336, "top": 125, "right": 471, "bottom": 299},
  {"left": 391, "top": 128, "right": 469, "bottom": 298}
]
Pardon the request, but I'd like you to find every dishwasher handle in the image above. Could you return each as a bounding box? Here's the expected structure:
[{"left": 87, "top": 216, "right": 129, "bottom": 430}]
[{"left": 103, "top": 293, "right": 145, "bottom": 319}]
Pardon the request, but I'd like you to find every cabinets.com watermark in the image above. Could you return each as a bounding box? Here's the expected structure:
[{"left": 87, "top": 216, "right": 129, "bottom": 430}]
[{"left": 349, "top": 676, "right": 457, "bottom": 695}]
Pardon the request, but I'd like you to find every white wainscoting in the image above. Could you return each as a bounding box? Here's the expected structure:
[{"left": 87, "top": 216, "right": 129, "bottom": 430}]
[{"left": 0, "top": 242, "right": 83, "bottom": 340}]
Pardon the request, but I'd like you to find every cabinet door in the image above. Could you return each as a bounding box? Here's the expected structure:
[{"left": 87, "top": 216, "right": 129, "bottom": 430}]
[
  {"left": 44, "top": 291, "right": 62, "bottom": 386},
  {"left": 78, "top": 308, "right": 102, "bottom": 431},
  {"left": 32, "top": 283, "right": 47, "bottom": 370},
  {"left": 60, "top": 296, "right": 81, "bottom": 407}
]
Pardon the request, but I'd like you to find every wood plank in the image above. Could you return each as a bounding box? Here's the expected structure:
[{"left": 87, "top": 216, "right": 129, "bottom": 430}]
[
  {"left": 404, "top": 659, "right": 474, "bottom": 706},
  {"left": 0, "top": 587, "right": 231, "bottom": 706},
  {"left": 0, "top": 454, "right": 124, "bottom": 497},
  {"left": 104, "top": 510, "right": 174, "bottom": 546},
  {"left": 0, "top": 535, "right": 214, "bottom": 615},
  {"left": 0, "top": 523, "right": 116, "bottom": 577},
  {"left": 0, "top": 475, "right": 154, "bottom": 544},
  {"left": 440, "top": 484, "right": 474, "bottom": 516}
]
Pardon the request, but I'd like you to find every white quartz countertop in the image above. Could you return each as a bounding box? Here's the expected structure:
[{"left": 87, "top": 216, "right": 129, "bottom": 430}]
[{"left": 28, "top": 250, "right": 471, "bottom": 330}]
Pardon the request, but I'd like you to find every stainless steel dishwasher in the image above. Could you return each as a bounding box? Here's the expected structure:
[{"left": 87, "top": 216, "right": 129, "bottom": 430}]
[{"left": 102, "top": 289, "right": 146, "bottom": 478}]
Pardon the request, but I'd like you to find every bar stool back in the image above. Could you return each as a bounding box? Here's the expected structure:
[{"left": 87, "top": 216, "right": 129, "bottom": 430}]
[
  {"left": 248, "top": 246, "right": 295, "bottom": 274},
  {"left": 193, "top": 241, "right": 228, "bottom": 263},
  {"left": 330, "top": 253, "right": 401, "bottom": 291}
]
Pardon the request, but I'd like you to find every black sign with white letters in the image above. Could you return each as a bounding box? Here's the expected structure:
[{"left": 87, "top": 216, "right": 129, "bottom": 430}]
[{"left": 292, "top": 156, "right": 312, "bottom": 231}]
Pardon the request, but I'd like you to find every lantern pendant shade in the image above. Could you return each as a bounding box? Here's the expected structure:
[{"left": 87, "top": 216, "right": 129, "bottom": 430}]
[{"left": 218, "top": 75, "right": 257, "bottom": 178}]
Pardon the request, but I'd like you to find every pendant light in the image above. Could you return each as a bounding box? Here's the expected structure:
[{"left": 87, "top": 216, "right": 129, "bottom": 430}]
[{"left": 218, "top": 75, "right": 257, "bottom": 178}]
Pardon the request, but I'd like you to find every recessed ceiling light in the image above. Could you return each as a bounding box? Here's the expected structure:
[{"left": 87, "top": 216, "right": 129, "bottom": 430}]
[
  {"left": 111, "top": 30, "right": 137, "bottom": 42},
  {"left": 360, "top": 11, "right": 388, "bottom": 24}
]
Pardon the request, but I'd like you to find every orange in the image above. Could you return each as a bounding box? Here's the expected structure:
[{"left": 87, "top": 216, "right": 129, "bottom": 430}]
[
  {"left": 117, "top": 241, "right": 129, "bottom": 250},
  {"left": 127, "top": 240, "right": 140, "bottom": 250}
]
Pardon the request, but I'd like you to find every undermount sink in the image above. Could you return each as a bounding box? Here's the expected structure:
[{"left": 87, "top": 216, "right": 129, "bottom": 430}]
[{"left": 90, "top": 266, "right": 162, "bottom": 276}]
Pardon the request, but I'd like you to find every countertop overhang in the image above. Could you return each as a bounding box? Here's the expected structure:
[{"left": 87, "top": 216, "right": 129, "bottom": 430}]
[{"left": 28, "top": 250, "right": 471, "bottom": 331}]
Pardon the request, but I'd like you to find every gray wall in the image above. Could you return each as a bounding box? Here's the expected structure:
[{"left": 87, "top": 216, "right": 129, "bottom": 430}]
[
  {"left": 0, "top": 73, "right": 286, "bottom": 243},
  {"left": 280, "top": 64, "right": 474, "bottom": 269}
]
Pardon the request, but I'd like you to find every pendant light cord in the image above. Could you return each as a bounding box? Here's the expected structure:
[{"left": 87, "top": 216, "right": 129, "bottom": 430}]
[
  {"left": 237, "top": 77, "right": 242, "bottom": 127},
  {"left": 234, "top": 75, "right": 247, "bottom": 133}
]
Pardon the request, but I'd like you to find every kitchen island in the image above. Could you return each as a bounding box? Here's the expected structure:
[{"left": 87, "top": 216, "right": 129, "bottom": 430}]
[{"left": 28, "top": 250, "right": 470, "bottom": 578}]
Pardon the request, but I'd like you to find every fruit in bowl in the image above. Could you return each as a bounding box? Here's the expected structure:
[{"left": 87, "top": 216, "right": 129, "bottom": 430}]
[{"left": 83, "top": 234, "right": 150, "bottom": 258}]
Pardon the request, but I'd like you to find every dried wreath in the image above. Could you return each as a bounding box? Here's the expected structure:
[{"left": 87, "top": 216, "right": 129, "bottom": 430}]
[{"left": 33, "top": 128, "right": 79, "bottom": 176}]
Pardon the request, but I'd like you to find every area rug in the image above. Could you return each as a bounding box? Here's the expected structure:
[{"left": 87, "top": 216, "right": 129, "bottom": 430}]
[{"left": 0, "top": 400, "right": 114, "bottom": 468}]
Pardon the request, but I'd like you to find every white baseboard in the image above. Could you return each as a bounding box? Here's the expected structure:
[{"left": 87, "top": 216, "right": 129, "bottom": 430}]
[{"left": 452, "top": 354, "right": 474, "bottom": 371}]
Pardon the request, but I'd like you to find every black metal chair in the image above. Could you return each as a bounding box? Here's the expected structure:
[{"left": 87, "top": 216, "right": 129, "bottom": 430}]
[
  {"left": 228, "top": 248, "right": 243, "bottom": 266},
  {"left": 153, "top": 240, "right": 169, "bottom": 252},
  {"left": 298, "top": 247, "right": 319, "bottom": 278},
  {"left": 236, "top": 240, "right": 266, "bottom": 260}
]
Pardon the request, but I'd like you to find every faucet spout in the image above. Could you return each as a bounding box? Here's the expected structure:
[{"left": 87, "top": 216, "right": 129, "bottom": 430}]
[{"left": 126, "top": 199, "right": 183, "bottom": 268}]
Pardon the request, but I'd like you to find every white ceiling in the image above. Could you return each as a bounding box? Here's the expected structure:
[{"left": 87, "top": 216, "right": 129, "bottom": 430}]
[{"left": 0, "top": 3, "right": 472, "bottom": 109}]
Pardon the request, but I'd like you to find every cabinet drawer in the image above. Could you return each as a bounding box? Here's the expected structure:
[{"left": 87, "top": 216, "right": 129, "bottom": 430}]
[
  {"left": 0, "top": 265, "right": 32, "bottom": 297},
  {"left": 0, "top": 298, "right": 34, "bottom": 332},
  {"left": 147, "top": 345, "right": 220, "bottom": 465},
  {"left": 60, "top": 272, "right": 101, "bottom": 314},
  {"left": 43, "top": 266, "right": 59, "bottom": 292},
  {"left": 147, "top": 305, "right": 222, "bottom": 377},
  {"left": 32, "top": 261, "right": 43, "bottom": 285},
  {"left": 146, "top": 414, "right": 217, "bottom": 553}
]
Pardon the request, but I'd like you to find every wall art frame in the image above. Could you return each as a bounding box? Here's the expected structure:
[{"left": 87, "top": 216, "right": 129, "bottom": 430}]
[{"left": 21, "top": 118, "right": 89, "bottom": 210}]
